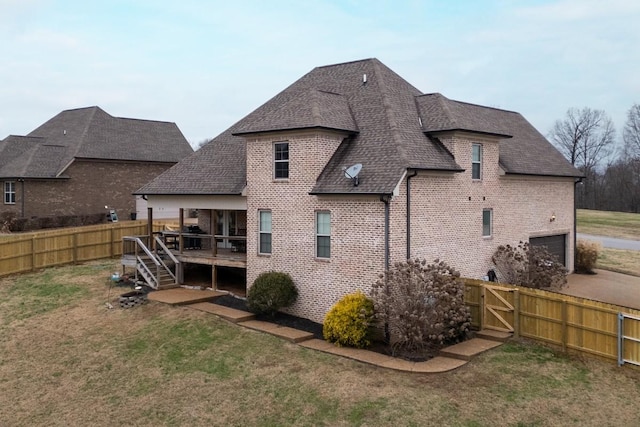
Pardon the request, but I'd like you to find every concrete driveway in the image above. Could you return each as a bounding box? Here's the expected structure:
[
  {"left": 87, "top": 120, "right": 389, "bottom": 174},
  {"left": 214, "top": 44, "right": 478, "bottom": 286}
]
[{"left": 562, "top": 269, "right": 640, "bottom": 310}]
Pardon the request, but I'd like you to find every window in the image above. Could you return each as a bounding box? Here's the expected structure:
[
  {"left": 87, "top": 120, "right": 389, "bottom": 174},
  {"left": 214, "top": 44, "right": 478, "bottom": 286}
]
[
  {"left": 274, "top": 142, "right": 289, "bottom": 179},
  {"left": 258, "top": 210, "right": 272, "bottom": 254},
  {"left": 316, "top": 211, "right": 331, "bottom": 258},
  {"left": 4, "top": 181, "right": 15, "bottom": 205},
  {"left": 482, "top": 208, "right": 492, "bottom": 237},
  {"left": 472, "top": 144, "right": 482, "bottom": 180}
]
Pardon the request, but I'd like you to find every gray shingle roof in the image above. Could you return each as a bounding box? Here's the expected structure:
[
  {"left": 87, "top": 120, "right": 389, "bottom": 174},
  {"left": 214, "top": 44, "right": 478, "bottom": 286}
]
[
  {"left": 0, "top": 106, "right": 193, "bottom": 179},
  {"left": 234, "top": 89, "right": 358, "bottom": 135},
  {"left": 137, "top": 58, "right": 581, "bottom": 196}
]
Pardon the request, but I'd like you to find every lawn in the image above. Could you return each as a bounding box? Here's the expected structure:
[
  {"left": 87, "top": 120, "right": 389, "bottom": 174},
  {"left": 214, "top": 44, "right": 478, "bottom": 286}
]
[
  {"left": 577, "top": 209, "right": 640, "bottom": 240},
  {"left": 1, "top": 261, "right": 639, "bottom": 426},
  {"left": 577, "top": 209, "right": 640, "bottom": 275}
]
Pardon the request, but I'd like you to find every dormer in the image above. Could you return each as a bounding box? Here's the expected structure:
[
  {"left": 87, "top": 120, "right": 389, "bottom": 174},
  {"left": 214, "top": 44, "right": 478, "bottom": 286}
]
[{"left": 233, "top": 89, "right": 359, "bottom": 187}]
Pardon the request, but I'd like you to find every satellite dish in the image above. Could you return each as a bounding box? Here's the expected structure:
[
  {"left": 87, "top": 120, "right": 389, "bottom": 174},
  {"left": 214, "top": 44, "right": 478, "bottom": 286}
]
[{"left": 343, "top": 163, "right": 362, "bottom": 186}]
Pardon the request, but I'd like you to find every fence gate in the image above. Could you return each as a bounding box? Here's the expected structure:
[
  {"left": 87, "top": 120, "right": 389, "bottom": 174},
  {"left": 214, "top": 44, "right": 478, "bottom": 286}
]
[
  {"left": 482, "top": 285, "right": 517, "bottom": 335},
  {"left": 618, "top": 313, "right": 640, "bottom": 367}
]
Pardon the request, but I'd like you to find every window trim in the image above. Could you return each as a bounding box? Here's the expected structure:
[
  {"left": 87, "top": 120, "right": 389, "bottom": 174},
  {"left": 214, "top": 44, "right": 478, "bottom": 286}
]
[
  {"left": 4, "top": 181, "right": 16, "bottom": 205},
  {"left": 472, "top": 143, "right": 482, "bottom": 180},
  {"left": 273, "top": 141, "right": 289, "bottom": 180},
  {"left": 258, "top": 210, "right": 272, "bottom": 255},
  {"left": 315, "top": 210, "right": 331, "bottom": 259},
  {"left": 482, "top": 208, "right": 493, "bottom": 237}
]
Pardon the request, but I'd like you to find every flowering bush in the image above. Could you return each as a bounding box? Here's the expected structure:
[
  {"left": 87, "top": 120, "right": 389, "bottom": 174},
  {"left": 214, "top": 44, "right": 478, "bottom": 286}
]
[{"left": 323, "top": 291, "right": 375, "bottom": 348}]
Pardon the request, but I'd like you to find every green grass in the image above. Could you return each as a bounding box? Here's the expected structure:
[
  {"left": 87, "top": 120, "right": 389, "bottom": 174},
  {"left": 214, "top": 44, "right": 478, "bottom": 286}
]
[
  {"left": 1, "top": 262, "right": 640, "bottom": 426},
  {"left": 577, "top": 209, "right": 640, "bottom": 240},
  {"left": 577, "top": 209, "right": 640, "bottom": 275}
]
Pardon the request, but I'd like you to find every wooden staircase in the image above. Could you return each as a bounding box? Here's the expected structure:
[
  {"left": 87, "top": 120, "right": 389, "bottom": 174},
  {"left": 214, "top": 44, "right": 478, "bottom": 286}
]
[{"left": 122, "top": 236, "right": 181, "bottom": 290}]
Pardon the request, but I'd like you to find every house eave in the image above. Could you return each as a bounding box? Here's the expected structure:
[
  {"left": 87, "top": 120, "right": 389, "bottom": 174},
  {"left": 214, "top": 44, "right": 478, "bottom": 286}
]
[
  {"left": 232, "top": 125, "right": 359, "bottom": 137},
  {"left": 424, "top": 129, "right": 513, "bottom": 139}
]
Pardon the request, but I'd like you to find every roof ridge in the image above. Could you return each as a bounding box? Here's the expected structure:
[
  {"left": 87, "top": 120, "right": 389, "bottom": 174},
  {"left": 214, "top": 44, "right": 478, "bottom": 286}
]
[
  {"left": 371, "top": 59, "right": 408, "bottom": 164},
  {"left": 114, "top": 116, "right": 176, "bottom": 125},
  {"left": 309, "top": 90, "right": 322, "bottom": 127},
  {"left": 70, "top": 106, "right": 105, "bottom": 159},
  {"left": 315, "top": 58, "right": 376, "bottom": 70}
]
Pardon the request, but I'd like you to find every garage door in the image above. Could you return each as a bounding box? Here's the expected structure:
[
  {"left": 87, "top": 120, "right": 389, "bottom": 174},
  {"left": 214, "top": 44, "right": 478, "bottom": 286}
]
[{"left": 530, "top": 234, "right": 566, "bottom": 266}]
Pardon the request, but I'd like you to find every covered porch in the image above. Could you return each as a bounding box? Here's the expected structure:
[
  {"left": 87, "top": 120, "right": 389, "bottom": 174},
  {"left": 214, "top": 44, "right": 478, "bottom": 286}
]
[{"left": 130, "top": 194, "right": 249, "bottom": 295}]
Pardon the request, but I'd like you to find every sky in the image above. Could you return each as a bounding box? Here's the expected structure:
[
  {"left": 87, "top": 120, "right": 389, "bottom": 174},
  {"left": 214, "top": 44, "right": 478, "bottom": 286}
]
[{"left": 1, "top": 0, "right": 639, "bottom": 149}]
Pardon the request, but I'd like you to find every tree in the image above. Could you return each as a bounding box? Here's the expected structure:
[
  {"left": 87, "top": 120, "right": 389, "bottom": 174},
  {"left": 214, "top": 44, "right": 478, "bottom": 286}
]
[
  {"left": 624, "top": 104, "right": 640, "bottom": 157},
  {"left": 549, "top": 107, "right": 616, "bottom": 170},
  {"left": 549, "top": 107, "right": 616, "bottom": 209}
]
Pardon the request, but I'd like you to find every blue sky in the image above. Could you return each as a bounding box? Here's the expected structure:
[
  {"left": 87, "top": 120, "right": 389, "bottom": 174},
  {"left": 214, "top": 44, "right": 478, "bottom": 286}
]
[{"left": 1, "top": 0, "right": 638, "bottom": 148}]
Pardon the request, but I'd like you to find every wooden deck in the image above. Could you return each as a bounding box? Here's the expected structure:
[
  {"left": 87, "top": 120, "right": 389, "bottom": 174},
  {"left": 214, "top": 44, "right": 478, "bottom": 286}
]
[{"left": 171, "top": 248, "right": 247, "bottom": 268}]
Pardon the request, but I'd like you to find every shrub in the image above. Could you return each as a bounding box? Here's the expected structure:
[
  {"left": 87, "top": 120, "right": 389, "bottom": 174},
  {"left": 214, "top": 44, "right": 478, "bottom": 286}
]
[
  {"left": 323, "top": 291, "right": 375, "bottom": 348},
  {"left": 576, "top": 239, "right": 600, "bottom": 274},
  {"left": 247, "top": 271, "right": 298, "bottom": 316},
  {"left": 370, "top": 259, "right": 471, "bottom": 354},
  {"left": 492, "top": 241, "right": 567, "bottom": 289}
]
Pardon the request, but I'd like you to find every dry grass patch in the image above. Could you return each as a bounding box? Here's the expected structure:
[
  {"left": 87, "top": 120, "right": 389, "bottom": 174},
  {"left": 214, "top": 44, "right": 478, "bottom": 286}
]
[
  {"left": 577, "top": 209, "right": 640, "bottom": 240},
  {"left": 1, "top": 261, "right": 640, "bottom": 426},
  {"left": 598, "top": 248, "right": 640, "bottom": 277}
]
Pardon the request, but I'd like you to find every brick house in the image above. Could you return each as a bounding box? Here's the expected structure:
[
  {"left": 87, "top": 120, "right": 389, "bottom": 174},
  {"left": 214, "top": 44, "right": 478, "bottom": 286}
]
[
  {"left": 136, "top": 59, "right": 582, "bottom": 323},
  {"left": 0, "top": 106, "right": 193, "bottom": 222}
]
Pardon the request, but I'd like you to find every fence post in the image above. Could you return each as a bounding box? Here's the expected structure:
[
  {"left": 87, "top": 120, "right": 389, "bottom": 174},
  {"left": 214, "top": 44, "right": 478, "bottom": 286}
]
[
  {"left": 561, "top": 300, "right": 568, "bottom": 352},
  {"left": 480, "top": 284, "right": 485, "bottom": 330},
  {"left": 31, "top": 236, "right": 36, "bottom": 271},
  {"left": 109, "top": 227, "right": 114, "bottom": 258},
  {"left": 73, "top": 232, "right": 78, "bottom": 264},
  {"left": 513, "top": 289, "right": 520, "bottom": 339}
]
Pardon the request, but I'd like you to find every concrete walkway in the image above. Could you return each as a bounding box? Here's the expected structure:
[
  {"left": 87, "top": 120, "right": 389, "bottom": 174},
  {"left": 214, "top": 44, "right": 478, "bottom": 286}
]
[
  {"left": 563, "top": 269, "right": 640, "bottom": 310},
  {"left": 146, "top": 289, "right": 510, "bottom": 373}
]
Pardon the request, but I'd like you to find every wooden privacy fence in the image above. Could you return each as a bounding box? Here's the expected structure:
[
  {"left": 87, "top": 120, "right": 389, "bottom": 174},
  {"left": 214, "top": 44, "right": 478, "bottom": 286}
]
[
  {"left": 0, "top": 221, "right": 164, "bottom": 277},
  {"left": 464, "top": 279, "right": 640, "bottom": 366}
]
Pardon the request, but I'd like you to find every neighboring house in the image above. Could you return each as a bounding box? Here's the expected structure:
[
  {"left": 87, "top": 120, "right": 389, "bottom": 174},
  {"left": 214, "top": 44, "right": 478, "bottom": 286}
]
[
  {"left": 0, "top": 106, "right": 193, "bottom": 221},
  {"left": 135, "top": 58, "right": 582, "bottom": 324}
]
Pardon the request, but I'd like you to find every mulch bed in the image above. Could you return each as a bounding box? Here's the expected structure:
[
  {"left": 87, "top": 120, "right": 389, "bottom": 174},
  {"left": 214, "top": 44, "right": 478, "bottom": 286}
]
[{"left": 212, "top": 295, "right": 449, "bottom": 361}]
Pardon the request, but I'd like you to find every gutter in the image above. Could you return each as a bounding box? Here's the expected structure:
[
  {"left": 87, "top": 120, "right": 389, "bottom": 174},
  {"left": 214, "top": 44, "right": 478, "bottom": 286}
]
[
  {"left": 574, "top": 177, "right": 584, "bottom": 271},
  {"left": 406, "top": 169, "right": 418, "bottom": 260},
  {"left": 379, "top": 194, "right": 392, "bottom": 271}
]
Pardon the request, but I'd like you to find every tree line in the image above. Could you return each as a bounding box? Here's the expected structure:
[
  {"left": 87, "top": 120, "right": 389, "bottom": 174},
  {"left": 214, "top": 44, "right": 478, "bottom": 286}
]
[{"left": 549, "top": 104, "right": 640, "bottom": 212}]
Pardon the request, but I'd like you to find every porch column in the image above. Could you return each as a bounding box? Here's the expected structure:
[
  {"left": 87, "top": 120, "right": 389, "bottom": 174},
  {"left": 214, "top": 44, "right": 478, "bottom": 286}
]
[
  {"left": 147, "top": 207, "right": 153, "bottom": 248},
  {"left": 212, "top": 209, "right": 218, "bottom": 257},
  {"left": 179, "top": 208, "right": 184, "bottom": 254},
  {"left": 212, "top": 265, "right": 217, "bottom": 290}
]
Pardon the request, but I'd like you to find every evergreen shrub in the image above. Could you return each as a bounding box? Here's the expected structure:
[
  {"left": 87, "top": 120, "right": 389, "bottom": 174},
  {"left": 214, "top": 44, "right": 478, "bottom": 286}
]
[
  {"left": 323, "top": 291, "right": 375, "bottom": 348},
  {"left": 247, "top": 271, "right": 298, "bottom": 316}
]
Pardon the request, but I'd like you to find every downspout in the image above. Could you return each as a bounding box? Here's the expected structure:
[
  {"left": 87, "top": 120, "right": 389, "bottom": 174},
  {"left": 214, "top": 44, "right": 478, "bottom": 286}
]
[
  {"left": 380, "top": 193, "right": 392, "bottom": 343},
  {"left": 380, "top": 194, "right": 391, "bottom": 270},
  {"left": 574, "top": 177, "right": 583, "bottom": 272},
  {"left": 18, "top": 178, "right": 25, "bottom": 217},
  {"left": 406, "top": 170, "right": 418, "bottom": 260}
]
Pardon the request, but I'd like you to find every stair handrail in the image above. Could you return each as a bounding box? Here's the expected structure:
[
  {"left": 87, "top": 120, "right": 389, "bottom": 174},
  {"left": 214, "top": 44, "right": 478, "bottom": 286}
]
[
  {"left": 123, "top": 236, "right": 161, "bottom": 289},
  {"left": 136, "top": 257, "right": 159, "bottom": 289},
  {"left": 154, "top": 235, "right": 180, "bottom": 284}
]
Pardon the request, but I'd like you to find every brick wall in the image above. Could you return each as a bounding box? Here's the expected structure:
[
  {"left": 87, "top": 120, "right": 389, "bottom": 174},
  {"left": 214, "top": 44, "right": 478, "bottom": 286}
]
[
  {"left": 243, "top": 130, "right": 575, "bottom": 323},
  {"left": 245, "top": 130, "right": 388, "bottom": 323},
  {"left": 402, "top": 133, "right": 575, "bottom": 277},
  {"left": 14, "top": 160, "right": 172, "bottom": 219}
]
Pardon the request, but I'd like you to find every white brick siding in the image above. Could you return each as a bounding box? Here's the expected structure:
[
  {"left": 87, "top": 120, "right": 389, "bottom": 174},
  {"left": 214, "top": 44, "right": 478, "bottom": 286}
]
[{"left": 243, "top": 130, "right": 575, "bottom": 323}]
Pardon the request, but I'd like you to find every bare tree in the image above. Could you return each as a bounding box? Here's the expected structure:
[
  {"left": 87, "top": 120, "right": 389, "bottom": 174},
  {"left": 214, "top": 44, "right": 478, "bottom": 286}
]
[
  {"left": 549, "top": 108, "right": 616, "bottom": 209},
  {"left": 549, "top": 107, "right": 616, "bottom": 170},
  {"left": 624, "top": 104, "right": 640, "bottom": 157},
  {"left": 195, "top": 138, "right": 213, "bottom": 150}
]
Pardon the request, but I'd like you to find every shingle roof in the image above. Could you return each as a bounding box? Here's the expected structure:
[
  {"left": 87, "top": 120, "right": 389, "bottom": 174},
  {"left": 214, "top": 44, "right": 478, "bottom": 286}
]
[
  {"left": 417, "top": 93, "right": 581, "bottom": 177},
  {"left": 137, "top": 58, "right": 581, "bottom": 196},
  {"left": 234, "top": 89, "right": 358, "bottom": 135},
  {"left": 0, "top": 106, "right": 193, "bottom": 179}
]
